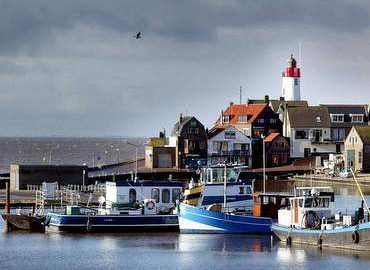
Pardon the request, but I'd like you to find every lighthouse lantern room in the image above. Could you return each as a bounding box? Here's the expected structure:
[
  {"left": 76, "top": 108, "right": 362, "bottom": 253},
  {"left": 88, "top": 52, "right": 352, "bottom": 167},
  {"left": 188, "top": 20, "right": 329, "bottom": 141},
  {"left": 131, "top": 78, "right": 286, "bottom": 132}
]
[{"left": 281, "top": 54, "right": 301, "bottom": 101}]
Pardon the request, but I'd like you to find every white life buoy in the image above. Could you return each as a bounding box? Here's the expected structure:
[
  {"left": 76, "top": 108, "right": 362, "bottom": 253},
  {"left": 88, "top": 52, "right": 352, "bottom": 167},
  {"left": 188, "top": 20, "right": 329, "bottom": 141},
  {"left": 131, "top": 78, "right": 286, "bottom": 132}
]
[{"left": 144, "top": 199, "right": 156, "bottom": 210}]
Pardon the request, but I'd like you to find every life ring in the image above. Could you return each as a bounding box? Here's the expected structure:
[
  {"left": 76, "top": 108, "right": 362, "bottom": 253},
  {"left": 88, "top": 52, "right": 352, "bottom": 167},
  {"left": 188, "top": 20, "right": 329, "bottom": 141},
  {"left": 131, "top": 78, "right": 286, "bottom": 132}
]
[
  {"left": 352, "top": 230, "right": 360, "bottom": 244},
  {"left": 145, "top": 200, "right": 155, "bottom": 210}
]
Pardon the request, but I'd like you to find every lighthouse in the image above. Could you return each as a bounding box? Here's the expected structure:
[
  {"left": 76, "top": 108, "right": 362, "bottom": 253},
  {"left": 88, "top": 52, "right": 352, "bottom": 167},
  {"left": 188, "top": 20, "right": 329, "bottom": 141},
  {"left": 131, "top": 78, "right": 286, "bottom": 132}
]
[{"left": 281, "top": 54, "right": 301, "bottom": 101}]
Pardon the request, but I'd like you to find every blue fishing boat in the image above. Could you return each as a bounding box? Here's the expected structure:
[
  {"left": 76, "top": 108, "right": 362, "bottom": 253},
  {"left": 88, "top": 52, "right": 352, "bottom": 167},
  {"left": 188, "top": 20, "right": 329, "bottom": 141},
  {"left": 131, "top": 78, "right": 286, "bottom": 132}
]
[
  {"left": 178, "top": 165, "right": 273, "bottom": 234},
  {"left": 179, "top": 203, "right": 272, "bottom": 234},
  {"left": 45, "top": 181, "right": 183, "bottom": 232}
]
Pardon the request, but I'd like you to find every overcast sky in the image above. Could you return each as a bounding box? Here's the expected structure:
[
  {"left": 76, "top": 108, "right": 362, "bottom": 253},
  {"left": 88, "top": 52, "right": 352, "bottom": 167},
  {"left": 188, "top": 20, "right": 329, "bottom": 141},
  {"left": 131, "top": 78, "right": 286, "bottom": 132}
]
[{"left": 1, "top": 0, "right": 370, "bottom": 137}]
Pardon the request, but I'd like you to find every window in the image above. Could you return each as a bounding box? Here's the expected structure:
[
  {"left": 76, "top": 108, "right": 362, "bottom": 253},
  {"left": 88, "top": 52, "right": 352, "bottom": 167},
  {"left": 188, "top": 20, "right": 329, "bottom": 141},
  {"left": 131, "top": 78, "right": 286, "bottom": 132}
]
[
  {"left": 294, "top": 78, "right": 299, "bottom": 85},
  {"left": 225, "top": 131, "right": 236, "bottom": 139},
  {"left": 162, "top": 189, "right": 170, "bottom": 203},
  {"left": 295, "top": 130, "right": 308, "bottom": 139},
  {"left": 172, "top": 188, "right": 181, "bottom": 203},
  {"left": 223, "top": 115, "right": 232, "bottom": 123},
  {"left": 270, "top": 118, "right": 277, "bottom": 124},
  {"left": 332, "top": 128, "right": 346, "bottom": 141},
  {"left": 129, "top": 189, "right": 137, "bottom": 204},
  {"left": 359, "top": 151, "right": 362, "bottom": 164},
  {"left": 316, "top": 116, "right": 321, "bottom": 123},
  {"left": 257, "top": 118, "right": 265, "bottom": 124},
  {"left": 151, "top": 188, "right": 160, "bottom": 203},
  {"left": 239, "top": 187, "right": 244, "bottom": 194},
  {"left": 351, "top": 114, "right": 363, "bottom": 123},
  {"left": 245, "top": 186, "right": 252, "bottom": 195},
  {"left": 237, "top": 115, "right": 248, "bottom": 123},
  {"left": 213, "top": 141, "right": 228, "bottom": 152},
  {"left": 331, "top": 114, "right": 344, "bottom": 123}
]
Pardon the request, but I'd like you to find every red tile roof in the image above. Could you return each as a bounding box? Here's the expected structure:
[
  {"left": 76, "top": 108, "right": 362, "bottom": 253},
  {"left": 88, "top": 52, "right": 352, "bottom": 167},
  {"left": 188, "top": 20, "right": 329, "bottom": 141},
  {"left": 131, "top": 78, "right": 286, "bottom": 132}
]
[
  {"left": 215, "top": 103, "right": 267, "bottom": 127},
  {"left": 264, "top": 132, "right": 280, "bottom": 142}
]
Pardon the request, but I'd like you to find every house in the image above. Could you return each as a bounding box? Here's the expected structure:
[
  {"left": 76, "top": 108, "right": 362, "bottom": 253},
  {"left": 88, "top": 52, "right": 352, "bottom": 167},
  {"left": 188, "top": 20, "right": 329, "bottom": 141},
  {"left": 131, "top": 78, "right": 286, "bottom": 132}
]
[
  {"left": 320, "top": 104, "right": 369, "bottom": 153},
  {"left": 344, "top": 126, "right": 370, "bottom": 173},
  {"left": 169, "top": 115, "right": 208, "bottom": 169},
  {"left": 145, "top": 136, "right": 176, "bottom": 169},
  {"left": 207, "top": 126, "right": 252, "bottom": 167},
  {"left": 214, "top": 102, "right": 282, "bottom": 168},
  {"left": 263, "top": 133, "right": 290, "bottom": 167},
  {"left": 215, "top": 102, "right": 282, "bottom": 139},
  {"left": 285, "top": 106, "right": 336, "bottom": 159}
]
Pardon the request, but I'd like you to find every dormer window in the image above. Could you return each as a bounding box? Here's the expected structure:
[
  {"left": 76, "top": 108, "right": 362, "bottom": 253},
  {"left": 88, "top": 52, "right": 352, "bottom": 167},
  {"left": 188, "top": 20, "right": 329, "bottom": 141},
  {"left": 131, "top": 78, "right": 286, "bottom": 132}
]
[
  {"left": 351, "top": 114, "right": 363, "bottom": 123},
  {"left": 237, "top": 115, "right": 248, "bottom": 123},
  {"left": 223, "top": 115, "right": 232, "bottom": 123},
  {"left": 331, "top": 114, "right": 344, "bottom": 123},
  {"left": 316, "top": 116, "right": 321, "bottom": 123}
]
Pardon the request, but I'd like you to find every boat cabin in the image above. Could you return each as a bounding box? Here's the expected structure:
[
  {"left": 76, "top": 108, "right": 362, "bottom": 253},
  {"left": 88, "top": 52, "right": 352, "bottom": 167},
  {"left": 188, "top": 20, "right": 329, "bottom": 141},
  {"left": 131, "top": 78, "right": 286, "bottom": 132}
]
[
  {"left": 104, "top": 181, "right": 183, "bottom": 215},
  {"left": 277, "top": 187, "right": 335, "bottom": 228},
  {"left": 253, "top": 193, "right": 293, "bottom": 219},
  {"left": 183, "top": 166, "right": 254, "bottom": 209}
]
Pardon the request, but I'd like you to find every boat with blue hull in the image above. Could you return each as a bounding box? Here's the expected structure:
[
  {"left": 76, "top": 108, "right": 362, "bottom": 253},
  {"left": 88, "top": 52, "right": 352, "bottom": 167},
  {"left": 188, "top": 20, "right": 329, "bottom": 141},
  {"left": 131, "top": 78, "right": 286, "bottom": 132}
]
[
  {"left": 179, "top": 165, "right": 274, "bottom": 234},
  {"left": 179, "top": 203, "right": 272, "bottom": 234},
  {"left": 271, "top": 186, "right": 370, "bottom": 250},
  {"left": 45, "top": 181, "right": 183, "bottom": 232}
]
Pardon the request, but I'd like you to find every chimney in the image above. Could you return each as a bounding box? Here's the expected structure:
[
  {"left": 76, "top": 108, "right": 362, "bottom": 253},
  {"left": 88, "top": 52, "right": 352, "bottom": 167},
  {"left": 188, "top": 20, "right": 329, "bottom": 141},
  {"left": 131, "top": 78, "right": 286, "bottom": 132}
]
[
  {"left": 230, "top": 101, "right": 234, "bottom": 107},
  {"left": 264, "top": 95, "right": 269, "bottom": 103},
  {"left": 179, "top": 113, "right": 183, "bottom": 123}
]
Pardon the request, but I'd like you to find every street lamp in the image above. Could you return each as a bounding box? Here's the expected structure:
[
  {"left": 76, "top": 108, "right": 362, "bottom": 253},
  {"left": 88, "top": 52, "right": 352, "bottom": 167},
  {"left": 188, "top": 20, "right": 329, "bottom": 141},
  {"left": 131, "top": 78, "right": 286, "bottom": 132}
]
[
  {"left": 125, "top": 141, "right": 140, "bottom": 182},
  {"left": 261, "top": 134, "right": 266, "bottom": 194}
]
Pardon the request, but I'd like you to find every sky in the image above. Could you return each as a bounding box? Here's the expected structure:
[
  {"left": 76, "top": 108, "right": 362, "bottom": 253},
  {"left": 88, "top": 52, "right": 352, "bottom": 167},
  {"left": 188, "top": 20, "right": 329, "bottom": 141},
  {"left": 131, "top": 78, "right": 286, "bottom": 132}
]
[{"left": 1, "top": 0, "right": 370, "bottom": 137}]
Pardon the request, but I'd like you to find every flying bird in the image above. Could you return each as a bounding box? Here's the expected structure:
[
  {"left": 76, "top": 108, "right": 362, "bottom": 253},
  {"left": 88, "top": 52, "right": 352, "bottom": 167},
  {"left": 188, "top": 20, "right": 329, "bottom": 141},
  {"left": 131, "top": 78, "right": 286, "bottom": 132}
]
[{"left": 134, "top": 32, "right": 142, "bottom": 39}]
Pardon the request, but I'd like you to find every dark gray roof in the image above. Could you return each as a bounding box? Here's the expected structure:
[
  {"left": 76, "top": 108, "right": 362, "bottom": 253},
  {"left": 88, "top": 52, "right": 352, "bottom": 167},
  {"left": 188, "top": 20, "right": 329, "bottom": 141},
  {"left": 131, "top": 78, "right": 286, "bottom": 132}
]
[
  {"left": 288, "top": 106, "right": 331, "bottom": 128},
  {"left": 270, "top": 100, "right": 308, "bottom": 112},
  {"left": 320, "top": 104, "right": 368, "bottom": 115},
  {"left": 171, "top": 116, "right": 193, "bottom": 136},
  {"left": 320, "top": 104, "right": 368, "bottom": 128}
]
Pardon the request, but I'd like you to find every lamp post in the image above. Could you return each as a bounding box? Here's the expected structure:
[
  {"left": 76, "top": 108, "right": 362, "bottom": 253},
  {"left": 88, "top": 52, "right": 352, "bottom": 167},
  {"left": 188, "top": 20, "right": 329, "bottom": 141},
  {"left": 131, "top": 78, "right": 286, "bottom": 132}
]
[
  {"left": 125, "top": 141, "right": 139, "bottom": 182},
  {"left": 261, "top": 134, "right": 266, "bottom": 193}
]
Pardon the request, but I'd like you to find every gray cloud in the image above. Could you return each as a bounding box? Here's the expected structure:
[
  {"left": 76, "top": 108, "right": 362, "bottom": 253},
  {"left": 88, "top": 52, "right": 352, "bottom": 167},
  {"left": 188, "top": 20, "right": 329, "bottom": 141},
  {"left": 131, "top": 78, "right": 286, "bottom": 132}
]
[{"left": 0, "top": 1, "right": 370, "bottom": 136}]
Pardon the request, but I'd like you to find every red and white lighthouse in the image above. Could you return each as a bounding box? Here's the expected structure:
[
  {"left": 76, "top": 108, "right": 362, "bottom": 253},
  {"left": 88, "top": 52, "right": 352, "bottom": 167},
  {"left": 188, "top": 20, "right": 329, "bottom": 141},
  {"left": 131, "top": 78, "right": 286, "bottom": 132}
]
[{"left": 281, "top": 54, "right": 301, "bottom": 101}]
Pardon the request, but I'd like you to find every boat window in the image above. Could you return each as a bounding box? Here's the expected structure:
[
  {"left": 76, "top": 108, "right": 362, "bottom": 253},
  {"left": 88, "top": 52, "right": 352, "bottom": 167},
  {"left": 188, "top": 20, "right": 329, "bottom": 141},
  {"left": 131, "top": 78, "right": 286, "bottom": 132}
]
[
  {"left": 129, "top": 189, "right": 137, "bottom": 204},
  {"left": 245, "top": 186, "right": 252, "bottom": 195},
  {"left": 263, "top": 196, "right": 269, "bottom": 205},
  {"left": 319, "top": 197, "right": 330, "bottom": 208},
  {"left": 304, "top": 198, "right": 313, "bottom": 208},
  {"left": 280, "top": 197, "right": 288, "bottom": 207},
  {"left": 162, "top": 189, "right": 170, "bottom": 203},
  {"left": 269, "top": 196, "right": 276, "bottom": 205},
  {"left": 239, "top": 187, "right": 244, "bottom": 194},
  {"left": 172, "top": 188, "right": 181, "bottom": 203},
  {"left": 151, "top": 188, "right": 160, "bottom": 203},
  {"left": 299, "top": 199, "right": 303, "bottom": 207}
]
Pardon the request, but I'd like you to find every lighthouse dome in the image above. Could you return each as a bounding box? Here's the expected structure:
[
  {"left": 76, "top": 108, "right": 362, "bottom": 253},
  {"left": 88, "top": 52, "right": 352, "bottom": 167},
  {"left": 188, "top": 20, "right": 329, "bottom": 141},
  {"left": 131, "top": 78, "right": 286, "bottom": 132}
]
[{"left": 287, "top": 54, "right": 296, "bottom": 67}]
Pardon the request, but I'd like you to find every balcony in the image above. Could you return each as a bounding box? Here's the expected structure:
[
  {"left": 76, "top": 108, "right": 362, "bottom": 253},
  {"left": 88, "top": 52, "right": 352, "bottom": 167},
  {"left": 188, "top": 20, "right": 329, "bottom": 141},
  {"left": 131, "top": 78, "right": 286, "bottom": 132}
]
[{"left": 209, "top": 150, "right": 250, "bottom": 157}]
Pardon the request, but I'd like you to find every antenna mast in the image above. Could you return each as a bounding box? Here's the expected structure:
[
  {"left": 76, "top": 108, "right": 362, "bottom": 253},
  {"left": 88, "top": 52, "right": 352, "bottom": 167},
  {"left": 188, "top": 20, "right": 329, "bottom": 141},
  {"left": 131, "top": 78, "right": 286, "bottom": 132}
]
[{"left": 239, "top": 86, "right": 242, "bottom": 104}]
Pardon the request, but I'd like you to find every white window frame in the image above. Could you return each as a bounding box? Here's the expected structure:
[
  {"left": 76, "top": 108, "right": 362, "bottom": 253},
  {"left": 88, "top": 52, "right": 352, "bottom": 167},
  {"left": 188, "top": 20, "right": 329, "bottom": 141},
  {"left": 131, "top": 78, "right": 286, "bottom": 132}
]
[{"left": 330, "top": 114, "right": 344, "bottom": 123}]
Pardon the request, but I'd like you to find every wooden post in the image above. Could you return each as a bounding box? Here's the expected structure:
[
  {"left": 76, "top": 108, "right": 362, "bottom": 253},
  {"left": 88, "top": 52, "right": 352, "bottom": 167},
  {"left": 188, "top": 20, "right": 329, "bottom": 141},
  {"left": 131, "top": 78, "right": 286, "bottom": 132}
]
[{"left": 4, "top": 181, "right": 10, "bottom": 232}]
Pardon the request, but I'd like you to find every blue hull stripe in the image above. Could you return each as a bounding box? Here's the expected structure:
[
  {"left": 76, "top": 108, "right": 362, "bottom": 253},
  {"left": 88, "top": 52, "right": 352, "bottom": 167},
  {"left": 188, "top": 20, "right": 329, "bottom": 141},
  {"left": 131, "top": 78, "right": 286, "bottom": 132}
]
[
  {"left": 179, "top": 203, "right": 271, "bottom": 234},
  {"left": 271, "top": 222, "right": 370, "bottom": 234}
]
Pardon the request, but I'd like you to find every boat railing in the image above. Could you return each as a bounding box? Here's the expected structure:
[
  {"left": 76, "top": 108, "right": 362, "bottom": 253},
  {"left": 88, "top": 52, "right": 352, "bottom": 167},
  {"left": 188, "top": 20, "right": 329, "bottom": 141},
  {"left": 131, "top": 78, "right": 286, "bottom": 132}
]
[{"left": 222, "top": 206, "right": 253, "bottom": 215}]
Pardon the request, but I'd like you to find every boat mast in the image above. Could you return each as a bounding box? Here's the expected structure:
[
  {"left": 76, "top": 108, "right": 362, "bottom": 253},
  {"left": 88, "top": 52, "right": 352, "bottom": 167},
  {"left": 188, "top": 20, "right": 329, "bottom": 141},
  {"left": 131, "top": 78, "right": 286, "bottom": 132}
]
[
  {"left": 224, "top": 164, "right": 227, "bottom": 209},
  {"left": 351, "top": 169, "right": 370, "bottom": 217}
]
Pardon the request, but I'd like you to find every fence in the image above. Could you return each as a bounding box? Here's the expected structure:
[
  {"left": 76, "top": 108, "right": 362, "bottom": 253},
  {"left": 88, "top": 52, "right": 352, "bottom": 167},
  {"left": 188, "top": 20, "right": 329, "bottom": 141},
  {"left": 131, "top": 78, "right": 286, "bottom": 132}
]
[{"left": 27, "top": 183, "right": 106, "bottom": 192}]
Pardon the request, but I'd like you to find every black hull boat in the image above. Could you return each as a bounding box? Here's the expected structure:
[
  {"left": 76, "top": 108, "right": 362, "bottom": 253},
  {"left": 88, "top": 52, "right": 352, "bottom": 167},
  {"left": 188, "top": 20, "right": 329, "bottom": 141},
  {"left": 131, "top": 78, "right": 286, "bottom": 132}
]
[{"left": 1, "top": 213, "right": 45, "bottom": 231}]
